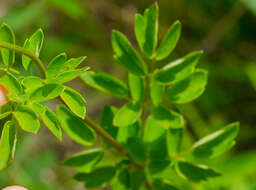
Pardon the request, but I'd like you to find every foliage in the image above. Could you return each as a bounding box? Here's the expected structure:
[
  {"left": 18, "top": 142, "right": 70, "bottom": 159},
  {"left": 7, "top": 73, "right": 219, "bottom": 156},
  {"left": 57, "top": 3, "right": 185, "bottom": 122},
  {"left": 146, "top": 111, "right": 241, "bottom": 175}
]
[{"left": 0, "top": 3, "right": 240, "bottom": 190}]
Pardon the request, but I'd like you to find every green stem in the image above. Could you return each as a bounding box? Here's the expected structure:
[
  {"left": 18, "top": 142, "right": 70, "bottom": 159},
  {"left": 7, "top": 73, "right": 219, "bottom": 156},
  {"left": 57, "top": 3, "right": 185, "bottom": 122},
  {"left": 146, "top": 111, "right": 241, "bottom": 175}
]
[
  {"left": 83, "top": 115, "right": 145, "bottom": 169},
  {"left": 0, "top": 41, "right": 46, "bottom": 77}
]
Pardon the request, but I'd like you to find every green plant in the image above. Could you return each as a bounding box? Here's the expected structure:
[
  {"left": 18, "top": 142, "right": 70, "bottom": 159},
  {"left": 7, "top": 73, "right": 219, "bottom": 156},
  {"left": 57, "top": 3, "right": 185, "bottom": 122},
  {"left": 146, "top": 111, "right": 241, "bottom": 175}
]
[{"left": 0, "top": 3, "right": 239, "bottom": 190}]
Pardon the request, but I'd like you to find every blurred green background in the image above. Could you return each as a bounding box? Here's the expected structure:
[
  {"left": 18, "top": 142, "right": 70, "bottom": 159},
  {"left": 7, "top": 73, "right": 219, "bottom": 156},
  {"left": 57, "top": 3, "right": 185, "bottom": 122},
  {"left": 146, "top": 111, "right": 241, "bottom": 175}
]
[{"left": 0, "top": 0, "right": 256, "bottom": 189}]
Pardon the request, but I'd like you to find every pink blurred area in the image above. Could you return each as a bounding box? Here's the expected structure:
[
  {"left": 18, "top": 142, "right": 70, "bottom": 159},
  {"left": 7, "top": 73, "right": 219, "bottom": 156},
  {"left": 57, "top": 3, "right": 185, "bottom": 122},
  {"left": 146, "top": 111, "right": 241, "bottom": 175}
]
[{"left": 2, "top": 186, "right": 28, "bottom": 190}]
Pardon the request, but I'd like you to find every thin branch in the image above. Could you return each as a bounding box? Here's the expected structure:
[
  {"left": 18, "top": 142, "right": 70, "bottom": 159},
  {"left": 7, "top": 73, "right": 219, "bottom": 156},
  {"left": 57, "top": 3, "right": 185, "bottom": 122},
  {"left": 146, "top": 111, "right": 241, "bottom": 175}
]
[
  {"left": 0, "top": 41, "right": 46, "bottom": 77},
  {"left": 83, "top": 115, "right": 145, "bottom": 169}
]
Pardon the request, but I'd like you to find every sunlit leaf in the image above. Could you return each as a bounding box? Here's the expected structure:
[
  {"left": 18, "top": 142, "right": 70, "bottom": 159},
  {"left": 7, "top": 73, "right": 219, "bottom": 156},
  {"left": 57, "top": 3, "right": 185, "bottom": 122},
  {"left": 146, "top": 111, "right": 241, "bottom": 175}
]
[
  {"left": 176, "top": 161, "right": 221, "bottom": 182},
  {"left": 29, "top": 83, "right": 64, "bottom": 102},
  {"left": 134, "top": 3, "right": 158, "bottom": 58},
  {"left": 22, "top": 28, "right": 44, "bottom": 71},
  {"left": 0, "top": 69, "right": 22, "bottom": 96},
  {"left": 156, "top": 21, "right": 181, "bottom": 61},
  {"left": 166, "top": 69, "right": 208, "bottom": 104},
  {"left": 129, "top": 73, "right": 145, "bottom": 102},
  {"left": 63, "top": 149, "right": 103, "bottom": 172},
  {"left": 114, "top": 102, "right": 141, "bottom": 127},
  {"left": 41, "top": 106, "right": 62, "bottom": 141},
  {"left": 112, "top": 30, "right": 148, "bottom": 76},
  {"left": 150, "top": 76, "right": 164, "bottom": 105},
  {"left": 191, "top": 122, "right": 239, "bottom": 159},
  {"left": 57, "top": 105, "right": 96, "bottom": 146},
  {"left": 0, "top": 23, "right": 15, "bottom": 67},
  {"left": 13, "top": 105, "right": 40, "bottom": 133},
  {"left": 154, "top": 51, "right": 202, "bottom": 84},
  {"left": 0, "top": 121, "right": 17, "bottom": 170},
  {"left": 167, "top": 128, "right": 184, "bottom": 157},
  {"left": 152, "top": 105, "right": 184, "bottom": 129},
  {"left": 60, "top": 87, "right": 86, "bottom": 118},
  {"left": 81, "top": 70, "right": 128, "bottom": 98}
]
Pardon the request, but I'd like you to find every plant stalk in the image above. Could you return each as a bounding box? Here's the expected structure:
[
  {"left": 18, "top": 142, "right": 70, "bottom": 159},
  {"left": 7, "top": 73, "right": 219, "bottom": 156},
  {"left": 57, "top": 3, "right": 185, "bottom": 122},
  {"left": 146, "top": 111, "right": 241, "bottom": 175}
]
[{"left": 0, "top": 41, "right": 46, "bottom": 77}]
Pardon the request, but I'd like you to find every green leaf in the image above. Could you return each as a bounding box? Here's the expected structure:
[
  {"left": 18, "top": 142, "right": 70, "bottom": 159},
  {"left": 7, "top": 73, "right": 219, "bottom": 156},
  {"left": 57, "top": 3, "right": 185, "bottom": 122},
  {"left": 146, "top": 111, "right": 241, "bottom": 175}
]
[
  {"left": 28, "top": 102, "right": 45, "bottom": 116},
  {"left": 60, "top": 87, "right": 86, "bottom": 118},
  {"left": 129, "top": 73, "right": 145, "bottom": 102},
  {"left": 112, "top": 168, "right": 130, "bottom": 190},
  {"left": 167, "top": 128, "right": 184, "bottom": 157},
  {"left": 152, "top": 105, "right": 184, "bottom": 129},
  {"left": 166, "top": 69, "right": 208, "bottom": 104},
  {"left": 144, "top": 118, "right": 168, "bottom": 160},
  {"left": 112, "top": 30, "right": 147, "bottom": 76},
  {"left": 46, "top": 53, "right": 67, "bottom": 79},
  {"left": 148, "top": 159, "right": 171, "bottom": 175},
  {"left": 127, "top": 137, "right": 146, "bottom": 163},
  {"left": 0, "top": 69, "right": 22, "bottom": 96},
  {"left": 13, "top": 105, "right": 40, "bottom": 133},
  {"left": 22, "top": 28, "right": 44, "bottom": 71},
  {"left": 57, "top": 105, "right": 96, "bottom": 146},
  {"left": 134, "top": 3, "right": 158, "bottom": 58},
  {"left": 130, "top": 170, "right": 145, "bottom": 190},
  {"left": 55, "top": 66, "right": 89, "bottom": 84},
  {"left": 154, "top": 51, "right": 202, "bottom": 84},
  {"left": 150, "top": 76, "right": 164, "bottom": 105},
  {"left": 41, "top": 106, "right": 62, "bottom": 141},
  {"left": 0, "top": 121, "right": 17, "bottom": 170},
  {"left": 0, "top": 23, "right": 15, "bottom": 67},
  {"left": 29, "top": 83, "right": 64, "bottom": 102},
  {"left": 176, "top": 161, "right": 221, "bottom": 182},
  {"left": 191, "top": 122, "right": 239, "bottom": 159},
  {"left": 156, "top": 21, "right": 181, "bottom": 61},
  {"left": 144, "top": 116, "right": 165, "bottom": 146},
  {"left": 100, "top": 105, "right": 118, "bottom": 147},
  {"left": 114, "top": 102, "right": 141, "bottom": 127},
  {"left": 63, "top": 149, "right": 103, "bottom": 172},
  {"left": 152, "top": 179, "right": 179, "bottom": 190},
  {"left": 81, "top": 70, "right": 128, "bottom": 98},
  {"left": 117, "top": 121, "right": 140, "bottom": 145},
  {"left": 21, "top": 76, "right": 44, "bottom": 92},
  {"left": 64, "top": 56, "right": 86, "bottom": 70},
  {"left": 74, "top": 166, "right": 116, "bottom": 188}
]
